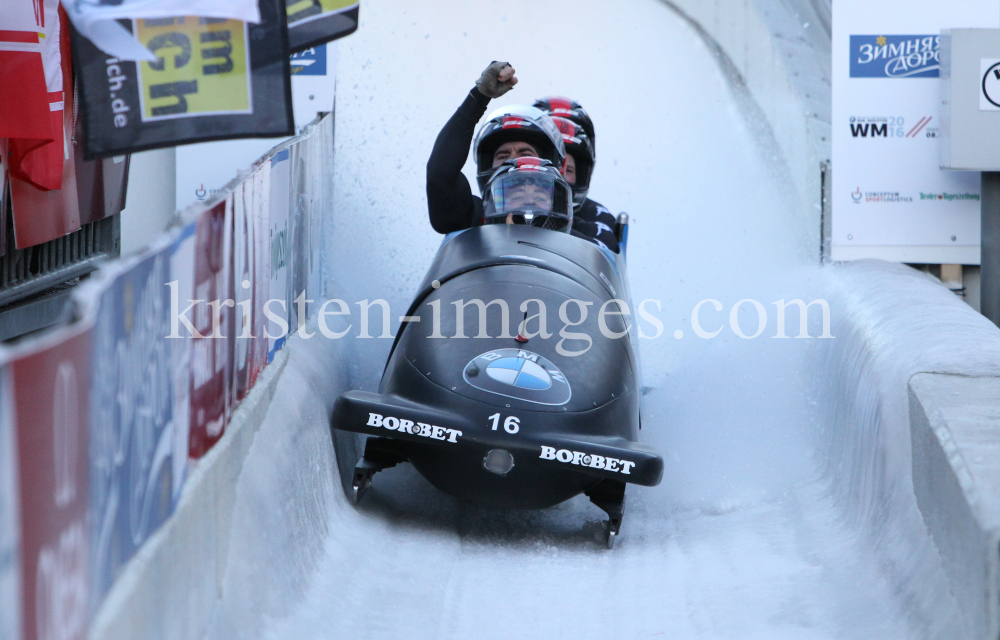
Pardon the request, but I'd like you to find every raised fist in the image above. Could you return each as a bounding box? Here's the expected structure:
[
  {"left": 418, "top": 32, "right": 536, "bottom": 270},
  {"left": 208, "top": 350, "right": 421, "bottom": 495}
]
[{"left": 476, "top": 61, "right": 518, "bottom": 99}]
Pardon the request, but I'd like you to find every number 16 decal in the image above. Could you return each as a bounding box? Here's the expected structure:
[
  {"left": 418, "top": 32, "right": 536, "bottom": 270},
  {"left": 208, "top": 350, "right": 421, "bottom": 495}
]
[{"left": 488, "top": 413, "right": 520, "bottom": 434}]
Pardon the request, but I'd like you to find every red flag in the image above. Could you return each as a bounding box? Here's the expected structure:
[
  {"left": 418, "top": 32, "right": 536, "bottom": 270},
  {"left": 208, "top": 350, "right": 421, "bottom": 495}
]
[
  {"left": 0, "top": 0, "right": 51, "bottom": 143},
  {"left": 8, "top": 4, "right": 81, "bottom": 248},
  {"left": 7, "top": 1, "right": 68, "bottom": 192},
  {"left": 9, "top": 97, "right": 81, "bottom": 248}
]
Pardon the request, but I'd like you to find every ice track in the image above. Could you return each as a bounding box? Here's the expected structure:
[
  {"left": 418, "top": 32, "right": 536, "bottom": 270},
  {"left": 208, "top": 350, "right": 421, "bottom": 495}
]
[{"left": 199, "top": 1, "right": 994, "bottom": 638}]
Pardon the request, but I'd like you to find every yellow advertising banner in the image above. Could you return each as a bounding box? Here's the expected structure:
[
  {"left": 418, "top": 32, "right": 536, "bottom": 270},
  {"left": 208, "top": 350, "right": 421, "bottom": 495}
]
[
  {"left": 135, "top": 17, "right": 252, "bottom": 122},
  {"left": 74, "top": 0, "right": 292, "bottom": 158}
]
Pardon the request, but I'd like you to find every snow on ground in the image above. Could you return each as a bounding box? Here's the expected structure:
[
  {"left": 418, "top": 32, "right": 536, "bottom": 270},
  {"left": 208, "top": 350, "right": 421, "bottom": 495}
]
[{"left": 208, "top": 1, "right": 965, "bottom": 638}]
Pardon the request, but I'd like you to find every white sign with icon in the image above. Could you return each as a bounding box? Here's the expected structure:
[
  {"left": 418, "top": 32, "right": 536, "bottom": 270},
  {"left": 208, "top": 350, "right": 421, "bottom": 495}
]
[
  {"left": 981, "top": 59, "right": 1000, "bottom": 110},
  {"left": 832, "top": 0, "right": 998, "bottom": 264}
]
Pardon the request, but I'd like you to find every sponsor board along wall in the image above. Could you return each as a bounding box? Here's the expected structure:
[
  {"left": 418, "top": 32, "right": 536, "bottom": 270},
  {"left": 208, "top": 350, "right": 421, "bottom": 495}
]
[
  {"left": 832, "top": 0, "right": 1000, "bottom": 264},
  {"left": 0, "top": 114, "right": 333, "bottom": 640}
]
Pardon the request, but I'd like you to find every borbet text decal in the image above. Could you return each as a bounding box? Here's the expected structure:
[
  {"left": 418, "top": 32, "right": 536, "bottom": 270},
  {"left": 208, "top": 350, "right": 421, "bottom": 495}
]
[
  {"left": 464, "top": 349, "right": 572, "bottom": 406},
  {"left": 850, "top": 35, "right": 940, "bottom": 78},
  {"left": 539, "top": 446, "right": 636, "bottom": 475},
  {"left": 365, "top": 413, "right": 463, "bottom": 443}
]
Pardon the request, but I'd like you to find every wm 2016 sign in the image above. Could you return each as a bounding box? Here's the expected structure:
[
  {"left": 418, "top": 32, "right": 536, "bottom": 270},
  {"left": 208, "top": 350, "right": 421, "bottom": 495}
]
[{"left": 850, "top": 35, "right": 941, "bottom": 78}]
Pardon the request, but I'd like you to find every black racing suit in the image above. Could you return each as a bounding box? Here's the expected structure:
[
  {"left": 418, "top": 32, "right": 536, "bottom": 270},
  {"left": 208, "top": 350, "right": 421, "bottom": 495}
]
[
  {"left": 426, "top": 88, "right": 620, "bottom": 254},
  {"left": 575, "top": 198, "right": 620, "bottom": 253}
]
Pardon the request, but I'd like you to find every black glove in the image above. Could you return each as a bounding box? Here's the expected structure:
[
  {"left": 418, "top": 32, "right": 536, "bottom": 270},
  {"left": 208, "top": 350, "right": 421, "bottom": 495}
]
[{"left": 476, "top": 61, "right": 517, "bottom": 99}]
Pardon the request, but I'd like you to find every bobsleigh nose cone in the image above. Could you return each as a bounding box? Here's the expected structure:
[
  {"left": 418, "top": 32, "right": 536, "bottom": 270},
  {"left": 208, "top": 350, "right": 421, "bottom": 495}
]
[{"left": 483, "top": 449, "right": 515, "bottom": 476}]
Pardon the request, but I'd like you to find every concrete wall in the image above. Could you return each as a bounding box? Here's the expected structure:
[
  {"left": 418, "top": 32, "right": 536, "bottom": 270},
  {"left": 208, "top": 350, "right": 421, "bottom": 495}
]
[
  {"left": 684, "top": 6, "right": 1000, "bottom": 619},
  {"left": 911, "top": 374, "right": 1000, "bottom": 640}
]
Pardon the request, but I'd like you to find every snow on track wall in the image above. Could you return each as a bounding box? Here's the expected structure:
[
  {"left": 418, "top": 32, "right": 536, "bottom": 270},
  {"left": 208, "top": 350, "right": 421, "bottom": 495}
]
[
  {"left": 80, "top": 115, "right": 336, "bottom": 640},
  {"left": 88, "top": 351, "right": 290, "bottom": 640},
  {"left": 661, "top": 0, "right": 831, "bottom": 245},
  {"left": 89, "top": 332, "right": 352, "bottom": 640}
]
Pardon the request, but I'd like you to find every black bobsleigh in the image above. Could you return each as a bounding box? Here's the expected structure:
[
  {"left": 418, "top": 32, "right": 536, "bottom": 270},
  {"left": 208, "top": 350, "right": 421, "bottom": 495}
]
[{"left": 330, "top": 219, "right": 663, "bottom": 547}]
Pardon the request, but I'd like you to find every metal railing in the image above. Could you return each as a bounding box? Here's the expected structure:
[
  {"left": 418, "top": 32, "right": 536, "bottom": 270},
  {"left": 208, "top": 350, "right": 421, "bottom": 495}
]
[{"left": 0, "top": 214, "right": 120, "bottom": 340}]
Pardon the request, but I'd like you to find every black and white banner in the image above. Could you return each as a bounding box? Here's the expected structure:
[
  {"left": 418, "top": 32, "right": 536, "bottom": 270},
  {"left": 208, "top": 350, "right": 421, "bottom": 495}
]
[
  {"left": 73, "top": 0, "right": 294, "bottom": 159},
  {"left": 287, "top": 0, "right": 359, "bottom": 53},
  {"left": 62, "top": 0, "right": 260, "bottom": 62}
]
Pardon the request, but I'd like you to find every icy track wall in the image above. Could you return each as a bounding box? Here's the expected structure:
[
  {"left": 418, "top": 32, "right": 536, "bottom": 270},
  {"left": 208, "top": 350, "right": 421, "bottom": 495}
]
[
  {"left": 661, "top": 0, "right": 832, "bottom": 243},
  {"left": 0, "top": 115, "right": 334, "bottom": 640},
  {"left": 660, "top": 2, "right": 1000, "bottom": 636},
  {"left": 816, "top": 261, "right": 1000, "bottom": 639}
]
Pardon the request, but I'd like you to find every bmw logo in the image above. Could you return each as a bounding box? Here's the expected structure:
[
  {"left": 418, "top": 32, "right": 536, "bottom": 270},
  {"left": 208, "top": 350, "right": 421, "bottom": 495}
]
[{"left": 464, "top": 348, "right": 572, "bottom": 406}]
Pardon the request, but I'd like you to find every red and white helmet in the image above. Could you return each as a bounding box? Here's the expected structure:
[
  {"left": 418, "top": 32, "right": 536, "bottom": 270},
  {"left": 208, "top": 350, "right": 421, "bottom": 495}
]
[
  {"left": 533, "top": 96, "right": 596, "bottom": 152},
  {"left": 482, "top": 158, "right": 574, "bottom": 233},
  {"left": 473, "top": 105, "right": 566, "bottom": 192},
  {"left": 551, "top": 116, "right": 596, "bottom": 209}
]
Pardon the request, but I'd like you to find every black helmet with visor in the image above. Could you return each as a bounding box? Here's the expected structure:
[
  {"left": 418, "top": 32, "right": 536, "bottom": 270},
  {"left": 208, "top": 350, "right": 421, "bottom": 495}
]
[
  {"left": 473, "top": 105, "right": 565, "bottom": 192},
  {"left": 483, "top": 158, "right": 574, "bottom": 233},
  {"left": 533, "top": 96, "right": 596, "bottom": 152}
]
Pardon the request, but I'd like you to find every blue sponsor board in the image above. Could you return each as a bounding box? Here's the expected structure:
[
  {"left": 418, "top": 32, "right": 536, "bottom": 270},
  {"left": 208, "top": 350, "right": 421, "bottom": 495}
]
[
  {"left": 850, "top": 35, "right": 940, "bottom": 78},
  {"left": 267, "top": 150, "right": 290, "bottom": 363},
  {"left": 88, "top": 247, "right": 182, "bottom": 602},
  {"left": 290, "top": 44, "right": 327, "bottom": 76}
]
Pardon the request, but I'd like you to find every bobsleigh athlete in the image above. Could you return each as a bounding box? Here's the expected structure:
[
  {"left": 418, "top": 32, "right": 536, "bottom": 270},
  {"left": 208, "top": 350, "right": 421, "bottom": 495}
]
[
  {"left": 482, "top": 157, "right": 574, "bottom": 232},
  {"left": 426, "top": 61, "right": 618, "bottom": 251},
  {"left": 535, "top": 96, "right": 620, "bottom": 252},
  {"left": 329, "top": 60, "right": 664, "bottom": 548}
]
